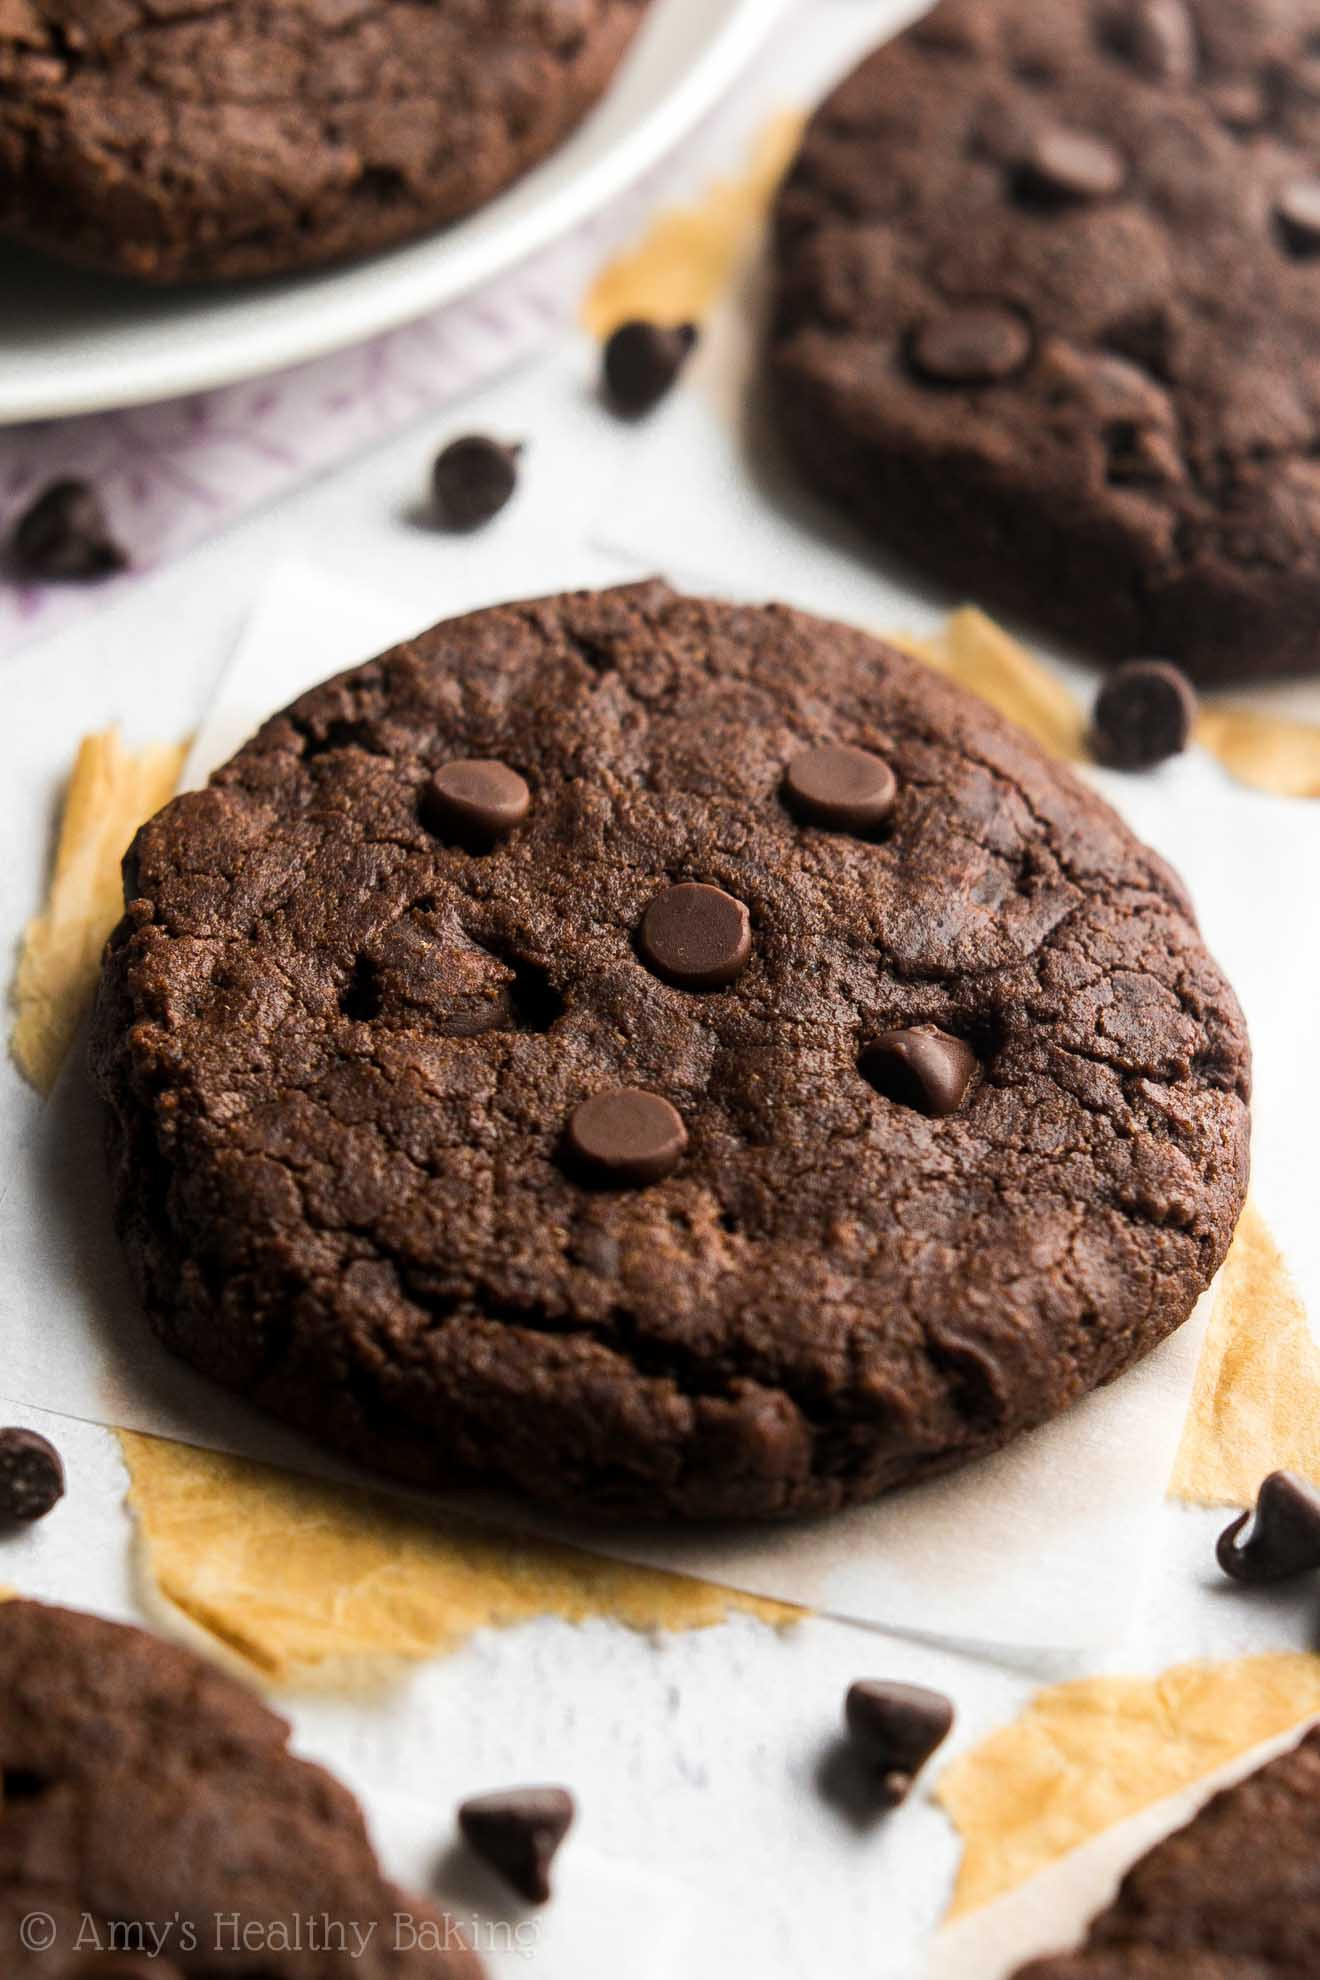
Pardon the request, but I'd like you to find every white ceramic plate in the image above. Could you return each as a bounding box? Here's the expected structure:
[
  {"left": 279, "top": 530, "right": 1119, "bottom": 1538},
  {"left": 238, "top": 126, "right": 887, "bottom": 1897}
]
[{"left": 0, "top": 0, "right": 788, "bottom": 425}]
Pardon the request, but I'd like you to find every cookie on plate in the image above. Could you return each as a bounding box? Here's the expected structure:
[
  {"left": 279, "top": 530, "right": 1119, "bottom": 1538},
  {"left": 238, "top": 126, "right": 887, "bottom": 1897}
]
[
  {"left": 90, "top": 581, "right": 1250, "bottom": 1521},
  {"left": 0, "top": 1598, "right": 478, "bottom": 1977},
  {"left": 1015, "top": 1725, "right": 1320, "bottom": 1978},
  {"left": 769, "top": 0, "right": 1320, "bottom": 684},
  {"left": 0, "top": 0, "right": 650, "bottom": 283}
]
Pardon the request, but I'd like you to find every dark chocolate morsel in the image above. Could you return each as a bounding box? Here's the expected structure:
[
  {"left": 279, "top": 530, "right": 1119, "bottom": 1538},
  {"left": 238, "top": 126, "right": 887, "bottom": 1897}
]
[
  {"left": 638, "top": 883, "right": 752, "bottom": 991},
  {"left": 1110, "top": 0, "right": 1197, "bottom": 82},
  {"left": 10, "top": 479, "right": 126, "bottom": 582},
  {"left": 1020, "top": 127, "right": 1126, "bottom": 203},
  {"left": 911, "top": 307, "right": 1032, "bottom": 385},
  {"left": 602, "top": 320, "right": 699, "bottom": 415},
  {"left": 459, "top": 1786, "right": 575, "bottom": 1904},
  {"left": 420, "top": 759, "right": 530, "bottom": 842},
  {"left": 566, "top": 1089, "right": 687, "bottom": 1187},
  {"left": 860, "top": 1028, "right": 977, "bottom": 1119},
  {"left": 1092, "top": 659, "right": 1197, "bottom": 769},
  {"left": 783, "top": 745, "right": 897, "bottom": 835},
  {"left": 1216, "top": 1471, "right": 1320, "bottom": 1584},
  {"left": 0, "top": 1427, "right": 65, "bottom": 1523},
  {"left": 1277, "top": 180, "right": 1320, "bottom": 256},
  {"left": 431, "top": 435, "right": 522, "bottom": 530},
  {"left": 845, "top": 1681, "right": 955, "bottom": 1807}
]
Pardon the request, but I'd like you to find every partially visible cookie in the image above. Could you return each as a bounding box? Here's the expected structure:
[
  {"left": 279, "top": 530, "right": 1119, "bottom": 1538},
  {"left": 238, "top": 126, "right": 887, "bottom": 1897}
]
[
  {"left": 769, "top": 0, "right": 1320, "bottom": 684},
  {"left": 90, "top": 580, "right": 1250, "bottom": 1522},
  {"left": 0, "top": 1, "right": 649, "bottom": 283},
  {"left": 0, "top": 1598, "right": 479, "bottom": 1977},
  {"left": 1015, "top": 1725, "right": 1320, "bottom": 1978}
]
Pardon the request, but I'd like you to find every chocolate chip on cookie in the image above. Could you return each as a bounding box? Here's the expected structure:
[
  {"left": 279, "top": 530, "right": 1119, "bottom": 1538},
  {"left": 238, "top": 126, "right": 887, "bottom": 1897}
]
[
  {"left": 860, "top": 1029, "right": 978, "bottom": 1119},
  {"left": 910, "top": 307, "right": 1033, "bottom": 385},
  {"left": 783, "top": 745, "right": 897, "bottom": 835},
  {"left": 567, "top": 1089, "right": 688, "bottom": 1187},
  {"left": 420, "top": 760, "right": 531, "bottom": 843},
  {"left": 638, "top": 884, "right": 752, "bottom": 991}
]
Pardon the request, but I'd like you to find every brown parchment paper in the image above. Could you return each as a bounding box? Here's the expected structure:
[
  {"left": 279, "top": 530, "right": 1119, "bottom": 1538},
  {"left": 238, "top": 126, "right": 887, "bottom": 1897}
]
[
  {"left": 120, "top": 1432, "right": 797, "bottom": 1685},
  {"left": 10, "top": 727, "right": 186, "bottom": 1094},
  {"left": 581, "top": 110, "right": 805, "bottom": 340},
  {"left": 1169, "top": 1199, "right": 1320, "bottom": 1508},
  {"left": 938, "top": 1653, "right": 1320, "bottom": 1918}
]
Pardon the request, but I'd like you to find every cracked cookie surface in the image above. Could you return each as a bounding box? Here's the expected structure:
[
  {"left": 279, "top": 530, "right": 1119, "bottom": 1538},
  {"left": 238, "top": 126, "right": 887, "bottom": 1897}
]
[
  {"left": 90, "top": 581, "right": 1250, "bottom": 1521},
  {"left": 0, "top": 1598, "right": 479, "bottom": 1977},
  {"left": 1015, "top": 1725, "right": 1320, "bottom": 1979},
  {"left": 0, "top": 0, "right": 649, "bottom": 282},
  {"left": 769, "top": 0, "right": 1320, "bottom": 684}
]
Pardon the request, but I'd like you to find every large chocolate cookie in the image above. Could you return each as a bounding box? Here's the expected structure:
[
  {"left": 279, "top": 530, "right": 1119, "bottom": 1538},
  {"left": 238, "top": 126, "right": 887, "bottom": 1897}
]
[
  {"left": 0, "top": 0, "right": 648, "bottom": 283},
  {"left": 769, "top": 0, "right": 1320, "bottom": 685},
  {"left": 90, "top": 582, "right": 1250, "bottom": 1521},
  {"left": 1015, "top": 1726, "right": 1320, "bottom": 1978},
  {"left": 0, "top": 1598, "right": 478, "bottom": 1977}
]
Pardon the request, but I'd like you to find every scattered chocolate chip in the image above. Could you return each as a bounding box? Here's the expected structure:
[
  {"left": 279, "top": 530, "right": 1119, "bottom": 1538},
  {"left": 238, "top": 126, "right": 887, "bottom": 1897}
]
[
  {"left": 911, "top": 306, "right": 1032, "bottom": 385},
  {"left": 1276, "top": 179, "right": 1320, "bottom": 256},
  {"left": 1209, "top": 79, "right": 1265, "bottom": 131},
  {"left": 9, "top": 479, "right": 126, "bottom": 581},
  {"left": 844, "top": 1681, "right": 955, "bottom": 1807},
  {"left": 638, "top": 883, "right": 751, "bottom": 991},
  {"left": 420, "top": 759, "right": 530, "bottom": 843},
  {"left": 1091, "top": 658, "right": 1197, "bottom": 769},
  {"left": 0, "top": 1428, "right": 65, "bottom": 1524},
  {"left": 602, "top": 319, "right": 699, "bottom": 415},
  {"left": 860, "top": 1027, "right": 977, "bottom": 1119},
  {"left": 783, "top": 744, "right": 897, "bottom": 836},
  {"left": 430, "top": 435, "right": 522, "bottom": 530},
  {"left": 1020, "top": 127, "right": 1127, "bottom": 203},
  {"left": 459, "top": 1786, "right": 575, "bottom": 1904},
  {"left": 1217, "top": 1471, "right": 1320, "bottom": 1584},
  {"left": 1128, "top": 0, "right": 1197, "bottom": 83},
  {"left": 566, "top": 1089, "right": 687, "bottom": 1187}
]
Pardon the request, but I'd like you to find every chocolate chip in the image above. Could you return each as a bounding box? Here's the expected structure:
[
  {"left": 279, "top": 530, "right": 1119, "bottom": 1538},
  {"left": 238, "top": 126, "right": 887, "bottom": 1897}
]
[
  {"left": 1217, "top": 1471, "right": 1320, "bottom": 1584},
  {"left": 430, "top": 435, "right": 521, "bottom": 530},
  {"left": 602, "top": 320, "right": 699, "bottom": 415},
  {"left": 1209, "top": 79, "right": 1265, "bottom": 131},
  {"left": 860, "top": 1027, "right": 977, "bottom": 1119},
  {"left": 9, "top": 479, "right": 126, "bottom": 581},
  {"left": 1276, "top": 180, "right": 1320, "bottom": 256},
  {"left": 566, "top": 1089, "right": 687, "bottom": 1187},
  {"left": 911, "top": 307, "right": 1032, "bottom": 385},
  {"left": 783, "top": 744, "right": 897, "bottom": 835},
  {"left": 1127, "top": 0, "right": 1197, "bottom": 83},
  {"left": 1020, "top": 127, "right": 1127, "bottom": 203},
  {"left": 1091, "top": 659, "right": 1197, "bottom": 769},
  {"left": 459, "top": 1786, "right": 575, "bottom": 1904},
  {"left": 638, "top": 883, "right": 751, "bottom": 991},
  {"left": 844, "top": 1681, "right": 955, "bottom": 1807},
  {"left": 420, "top": 759, "right": 530, "bottom": 843},
  {"left": 0, "top": 1428, "right": 65, "bottom": 1524}
]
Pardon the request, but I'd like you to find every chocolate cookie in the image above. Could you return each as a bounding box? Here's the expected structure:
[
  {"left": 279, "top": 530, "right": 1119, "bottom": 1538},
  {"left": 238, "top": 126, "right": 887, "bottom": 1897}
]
[
  {"left": 769, "top": 0, "right": 1320, "bottom": 685},
  {"left": 1015, "top": 1726, "right": 1320, "bottom": 1978},
  {"left": 90, "top": 581, "right": 1250, "bottom": 1521},
  {"left": 0, "top": 0, "right": 649, "bottom": 283},
  {"left": 0, "top": 1598, "right": 478, "bottom": 1977}
]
